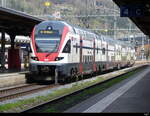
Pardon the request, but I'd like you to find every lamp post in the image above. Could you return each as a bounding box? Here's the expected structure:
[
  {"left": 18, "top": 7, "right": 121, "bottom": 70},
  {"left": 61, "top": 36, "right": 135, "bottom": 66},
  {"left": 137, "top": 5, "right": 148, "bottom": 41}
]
[
  {"left": 44, "top": 1, "right": 51, "bottom": 7},
  {"left": 43, "top": 1, "right": 51, "bottom": 14},
  {"left": 104, "top": 29, "right": 108, "bottom": 36}
]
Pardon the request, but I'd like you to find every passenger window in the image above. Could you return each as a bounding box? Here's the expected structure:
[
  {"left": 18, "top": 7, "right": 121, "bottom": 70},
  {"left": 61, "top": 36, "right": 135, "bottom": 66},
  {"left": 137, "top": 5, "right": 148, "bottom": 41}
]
[
  {"left": 85, "top": 56, "right": 88, "bottom": 63},
  {"left": 63, "top": 40, "right": 71, "bottom": 53},
  {"left": 90, "top": 56, "right": 92, "bottom": 62},
  {"left": 83, "top": 56, "right": 85, "bottom": 63},
  {"left": 102, "top": 48, "right": 105, "bottom": 55}
]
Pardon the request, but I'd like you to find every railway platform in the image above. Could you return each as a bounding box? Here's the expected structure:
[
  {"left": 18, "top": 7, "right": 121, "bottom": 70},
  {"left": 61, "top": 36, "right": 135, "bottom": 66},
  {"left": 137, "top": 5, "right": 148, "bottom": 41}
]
[
  {"left": 0, "top": 63, "right": 28, "bottom": 88},
  {"left": 0, "top": 63, "right": 28, "bottom": 73},
  {"left": 65, "top": 65, "right": 150, "bottom": 113}
]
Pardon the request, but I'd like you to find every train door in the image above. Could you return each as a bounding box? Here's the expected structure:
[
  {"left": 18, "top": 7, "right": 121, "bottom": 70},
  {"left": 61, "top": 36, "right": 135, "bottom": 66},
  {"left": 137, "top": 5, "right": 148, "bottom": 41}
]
[
  {"left": 79, "top": 36, "right": 83, "bottom": 74},
  {"left": 95, "top": 37, "right": 100, "bottom": 64},
  {"left": 99, "top": 37, "right": 102, "bottom": 62},
  {"left": 93, "top": 39, "right": 96, "bottom": 72},
  {"left": 70, "top": 35, "right": 75, "bottom": 63},
  {"left": 106, "top": 42, "right": 109, "bottom": 62},
  {"left": 112, "top": 43, "right": 115, "bottom": 63},
  {"left": 68, "top": 36, "right": 72, "bottom": 63},
  {"left": 71, "top": 36, "right": 75, "bottom": 63},
  {"left": 102, "top": 37, "right": 107, "bottom": 62}
]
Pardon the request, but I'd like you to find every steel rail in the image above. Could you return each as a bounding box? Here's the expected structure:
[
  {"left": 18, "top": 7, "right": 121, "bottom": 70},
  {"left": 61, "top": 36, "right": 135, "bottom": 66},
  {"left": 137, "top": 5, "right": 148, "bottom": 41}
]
[
  {"left": 0, "top": 83, "right": 60, "bottom": 102},
  {"left": 21, "top": 64, "right": 147, "bottom": 113}
]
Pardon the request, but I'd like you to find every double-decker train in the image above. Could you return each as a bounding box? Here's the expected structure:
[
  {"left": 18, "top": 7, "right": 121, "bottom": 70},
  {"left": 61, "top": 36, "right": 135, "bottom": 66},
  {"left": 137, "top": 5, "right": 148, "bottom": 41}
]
[{"left": 29, "top": 21, "right": 136, "bottom": 81}]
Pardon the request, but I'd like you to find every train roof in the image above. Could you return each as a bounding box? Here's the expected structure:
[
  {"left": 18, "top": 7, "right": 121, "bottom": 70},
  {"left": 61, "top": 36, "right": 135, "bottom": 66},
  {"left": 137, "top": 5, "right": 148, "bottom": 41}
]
[
  {"left": 37, "top": 21, "right": 135, "bottom": 48},
  {"left": 102, "top": 35, "right": 134, "bottom": 48}
]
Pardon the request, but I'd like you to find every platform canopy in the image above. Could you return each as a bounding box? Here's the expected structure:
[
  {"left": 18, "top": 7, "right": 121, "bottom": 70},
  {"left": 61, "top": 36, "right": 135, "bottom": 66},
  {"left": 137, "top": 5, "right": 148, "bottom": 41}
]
[
  {"left": 113, "top": 0, "right": 150, "bottom": 36},
  {"left": 0, "top": 7, "right": 44, "bottom": 36}
]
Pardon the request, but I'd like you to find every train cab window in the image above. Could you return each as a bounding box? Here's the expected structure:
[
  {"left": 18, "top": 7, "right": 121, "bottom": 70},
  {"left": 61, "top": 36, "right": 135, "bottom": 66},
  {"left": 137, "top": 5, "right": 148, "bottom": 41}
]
[
  {"left": 102, "top": 48, "right": 105, "bottom": 55},
  {"left": 63, "top": 40, "right": 71, "bottom": 53}
]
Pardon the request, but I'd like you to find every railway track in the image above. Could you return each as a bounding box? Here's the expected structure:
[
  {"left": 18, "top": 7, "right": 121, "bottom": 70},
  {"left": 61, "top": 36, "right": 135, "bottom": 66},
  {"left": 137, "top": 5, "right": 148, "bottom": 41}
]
[
  {"left": 20, "top": 64, "right": 147, "bottom": 113},
  {"left": 0, "top": 83, "right": 60, "bottom": 102},
  {"left": 0, "top": 63, "right": 148, "bottom": 112}
]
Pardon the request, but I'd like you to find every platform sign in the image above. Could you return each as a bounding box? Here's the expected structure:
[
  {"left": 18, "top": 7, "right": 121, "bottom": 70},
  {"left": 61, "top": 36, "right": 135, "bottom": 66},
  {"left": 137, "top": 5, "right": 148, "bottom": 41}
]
[
  {"left": 120, "top": 5, "right": 144, "bottom": 17},
  {"left": 20, "top": 43, "right": 30, "bottom": 49}
]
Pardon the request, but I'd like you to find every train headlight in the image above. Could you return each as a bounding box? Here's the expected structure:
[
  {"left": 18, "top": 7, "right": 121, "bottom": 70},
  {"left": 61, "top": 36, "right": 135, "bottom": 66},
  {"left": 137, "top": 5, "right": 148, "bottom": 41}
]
[
  {"left": 31, "top": 57, "right": 39, "bottom": 61},
  {"left": 55, "top": 57, "right": 64, "bottom": 61}
]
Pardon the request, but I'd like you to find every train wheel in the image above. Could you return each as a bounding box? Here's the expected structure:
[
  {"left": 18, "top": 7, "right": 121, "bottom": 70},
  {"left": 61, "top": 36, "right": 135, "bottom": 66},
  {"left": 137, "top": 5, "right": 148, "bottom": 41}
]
[
  {"left": 70, "top": 68, "right": 74, "bottom": 77},
  {"left": 75, "top": 68, "right": 78, "bottom": 75},
  {"left": 80, "top": 74, "right": 83, "bottom": 80},
  {"left": 98, "top": 66, "right": 102, "bottom": 74},
  {"left": 75, "top": 74, "right": 80, "bottom": 82}
]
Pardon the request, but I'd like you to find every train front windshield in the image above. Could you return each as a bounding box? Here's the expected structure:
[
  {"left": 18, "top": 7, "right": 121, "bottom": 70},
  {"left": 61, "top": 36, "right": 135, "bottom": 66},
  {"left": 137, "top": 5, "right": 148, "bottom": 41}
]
[
  {"left": 34, "top": 21, "right": 65, "bottom": 53},
  {"left": 35, "top": 30, "right": 61, "bottom": 53}
]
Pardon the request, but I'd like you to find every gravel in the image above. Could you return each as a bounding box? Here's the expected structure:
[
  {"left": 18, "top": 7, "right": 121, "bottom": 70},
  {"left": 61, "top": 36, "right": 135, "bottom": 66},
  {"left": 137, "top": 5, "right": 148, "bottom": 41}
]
[{"left": 0, "top": 64, "right": 146, "bottom": 106}]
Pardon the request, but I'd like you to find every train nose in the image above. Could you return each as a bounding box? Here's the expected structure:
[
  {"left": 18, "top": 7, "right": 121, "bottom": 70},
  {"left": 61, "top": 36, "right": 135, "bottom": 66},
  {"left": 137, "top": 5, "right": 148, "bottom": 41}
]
[{"left": 36, "top": 53, "right": 59, "bottom": 62}]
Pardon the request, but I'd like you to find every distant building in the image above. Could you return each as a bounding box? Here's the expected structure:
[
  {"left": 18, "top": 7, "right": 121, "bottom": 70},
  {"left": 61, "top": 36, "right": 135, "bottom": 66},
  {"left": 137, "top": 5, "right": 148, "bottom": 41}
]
[{"left": 118, "top": 35, "right": 148, "bottom": 47}]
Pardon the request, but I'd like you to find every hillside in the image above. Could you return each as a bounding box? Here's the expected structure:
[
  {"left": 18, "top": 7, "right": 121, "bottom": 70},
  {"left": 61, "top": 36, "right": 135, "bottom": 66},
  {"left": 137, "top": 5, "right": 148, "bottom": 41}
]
[{"left": 0, "top": 0, "right": 140, "bottom": 38}]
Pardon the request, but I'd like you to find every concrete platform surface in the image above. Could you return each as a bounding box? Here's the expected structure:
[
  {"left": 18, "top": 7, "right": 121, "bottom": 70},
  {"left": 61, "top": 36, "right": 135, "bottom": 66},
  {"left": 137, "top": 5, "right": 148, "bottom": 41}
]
[
  {"left": 65, "top": 66, "right": 150, "bottom": 113},
  {"left": 0, "top": 71, "right": 28, "bottom": 88}
]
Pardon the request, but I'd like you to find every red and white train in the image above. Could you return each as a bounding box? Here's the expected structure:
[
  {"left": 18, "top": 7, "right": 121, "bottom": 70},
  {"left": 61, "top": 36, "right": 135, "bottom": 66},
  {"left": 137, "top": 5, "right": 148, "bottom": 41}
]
[{"left": 29, "top": 21, "right": 136, "bottom": 81}]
